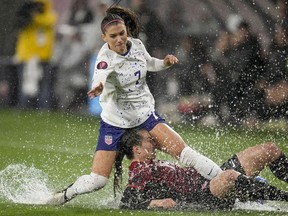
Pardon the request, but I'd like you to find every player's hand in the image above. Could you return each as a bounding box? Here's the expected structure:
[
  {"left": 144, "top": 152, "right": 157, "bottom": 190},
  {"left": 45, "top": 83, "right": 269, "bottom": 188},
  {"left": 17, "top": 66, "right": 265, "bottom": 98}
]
[
  {"left": 164, "top": 54, "right": 179, "bottom": 66},
  {"left": 149, "top": 198, "right": 176, "bottom": 209},
  {"left": 87, "top": 82, "right": 104, "bottom": 99}
]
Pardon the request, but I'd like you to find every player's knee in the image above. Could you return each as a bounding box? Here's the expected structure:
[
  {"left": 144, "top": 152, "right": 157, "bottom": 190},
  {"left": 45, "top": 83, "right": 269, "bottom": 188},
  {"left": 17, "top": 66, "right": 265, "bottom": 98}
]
[
  {"left": 263, "top": 142, "right": 281, "bottom": 160},
  {"left": 210, "top": 169, "right": 239, "bottom": 198},
  {"left": 221, "top": 169, "right": 239, "bottom": 184}
]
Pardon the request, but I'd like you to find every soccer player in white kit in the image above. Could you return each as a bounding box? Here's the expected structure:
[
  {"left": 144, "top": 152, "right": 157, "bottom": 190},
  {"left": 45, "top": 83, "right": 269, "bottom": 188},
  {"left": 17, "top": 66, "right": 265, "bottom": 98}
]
[{"left": 46, "top": 6, "right": 223, "bottom": 205}]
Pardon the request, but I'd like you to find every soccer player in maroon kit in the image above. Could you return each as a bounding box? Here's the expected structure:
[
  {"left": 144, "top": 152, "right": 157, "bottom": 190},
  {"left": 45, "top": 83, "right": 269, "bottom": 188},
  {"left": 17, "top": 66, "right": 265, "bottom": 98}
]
[{"left": 116, "top": 128, "right": 288, "bottom": 210}]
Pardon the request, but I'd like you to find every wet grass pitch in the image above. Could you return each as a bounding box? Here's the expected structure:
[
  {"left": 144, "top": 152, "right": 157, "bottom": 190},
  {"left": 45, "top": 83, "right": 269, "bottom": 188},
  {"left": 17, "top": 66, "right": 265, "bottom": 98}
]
[{"left": 0, "top": 109, "right": 287, "bottom": 216}]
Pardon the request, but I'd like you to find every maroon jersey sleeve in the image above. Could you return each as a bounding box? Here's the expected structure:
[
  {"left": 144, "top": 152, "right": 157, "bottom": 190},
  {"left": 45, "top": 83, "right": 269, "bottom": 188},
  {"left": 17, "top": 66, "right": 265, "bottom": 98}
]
[{"left": 119, "top": 186, "right": 152, "bottom": 209}]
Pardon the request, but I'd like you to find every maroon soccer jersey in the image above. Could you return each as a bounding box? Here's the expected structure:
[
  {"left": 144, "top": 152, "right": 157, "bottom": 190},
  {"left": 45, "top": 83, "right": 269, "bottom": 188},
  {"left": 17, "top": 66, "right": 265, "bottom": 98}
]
[{"left": 127, "top": 159, "right": 204, "bottom": 196}]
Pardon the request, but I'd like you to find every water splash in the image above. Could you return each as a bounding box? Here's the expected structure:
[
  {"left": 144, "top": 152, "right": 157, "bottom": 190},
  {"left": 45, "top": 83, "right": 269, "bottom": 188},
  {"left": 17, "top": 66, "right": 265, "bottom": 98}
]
[
  {"left": 0, "top": 163, "right": 118, "bottom": 208},
  {"left": 0, "top": 164, "right": 53, "bottom": 204},
  {"left": 0, "top": 164, "right": 287, "bottom": 212},
  {"left": 234, "top": 200, "right": 286, "bottom": 212}
]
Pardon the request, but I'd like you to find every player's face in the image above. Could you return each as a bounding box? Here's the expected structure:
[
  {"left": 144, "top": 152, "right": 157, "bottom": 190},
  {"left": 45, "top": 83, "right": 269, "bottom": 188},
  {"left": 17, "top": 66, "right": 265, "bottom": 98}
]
[
  {"left": 138, "top": 131, "right": 156, "bottom": 160},
  {"left": 102, "top": 23, "right": 128, "bottom": 55}
]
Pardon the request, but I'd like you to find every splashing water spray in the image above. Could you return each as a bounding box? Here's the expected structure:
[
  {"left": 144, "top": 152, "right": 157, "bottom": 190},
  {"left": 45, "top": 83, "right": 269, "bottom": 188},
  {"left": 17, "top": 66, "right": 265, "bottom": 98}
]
[{"left": 0, "top": 164, "right": 53, "bottom": 204}]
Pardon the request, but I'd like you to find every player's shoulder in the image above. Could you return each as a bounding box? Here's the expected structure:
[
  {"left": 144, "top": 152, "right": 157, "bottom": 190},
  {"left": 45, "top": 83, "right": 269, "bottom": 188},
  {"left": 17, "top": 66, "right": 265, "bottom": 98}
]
[
  {"left": 130, "top": 37, "right": 145, "bottom": 49},
  {"left": 97, "top": 43, "right": 119, "bottom": 64},
  {"left": 97, "top": 43, "right": 113, "bottom": 58},
  {"left": 130, "top": 37, "right": 143, "bottom": 44}
]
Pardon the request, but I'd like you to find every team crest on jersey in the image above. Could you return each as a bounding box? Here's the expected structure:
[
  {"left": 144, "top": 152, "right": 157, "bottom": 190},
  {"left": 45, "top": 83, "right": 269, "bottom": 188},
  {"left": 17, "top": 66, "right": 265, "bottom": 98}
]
[
  {"left": 97, "top": 61, "right": 108, "bottom": 69},
  {"left": 105, "top": 135, "right": 113, "bottom": 145}
]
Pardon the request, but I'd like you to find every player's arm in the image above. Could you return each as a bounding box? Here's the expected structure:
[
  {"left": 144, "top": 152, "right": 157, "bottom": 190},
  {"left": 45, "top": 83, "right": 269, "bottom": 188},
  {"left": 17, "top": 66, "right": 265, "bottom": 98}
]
[
  {"left": 88, "top": 56, "right": 112, "bottom": 99},
  {"left": 163, "top": 54, "right": 178, "bottom": 66},
  {"left": 119, "top": 187, "right": 152, "bottom": 209},
  {"left": 88, "top": 75, "right": 106, "bottom": 99},
  {"left": 148, "top": 198, "right": 176, "bottom": 209},
  {"left": 146, "top": 54, "right": 178, "bottom": 72},
  {"left": 120, "top": 187, "right": 176, "bottom": 210},
  {"left": 138, "top": 40, "right": 178, "bottom": 71}
]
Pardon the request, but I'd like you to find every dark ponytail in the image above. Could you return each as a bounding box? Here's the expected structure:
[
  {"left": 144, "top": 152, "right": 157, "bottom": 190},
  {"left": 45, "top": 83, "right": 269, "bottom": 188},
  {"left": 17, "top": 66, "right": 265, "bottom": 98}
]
[
  {"left": 103, "top": 6, "right": 140, "bottom": 38},
  {"left": 113, "top": 128, "right": 143, "bottom": 196},
  {"left": 113, "top": 151, "right": 125, "bottom": 197}
]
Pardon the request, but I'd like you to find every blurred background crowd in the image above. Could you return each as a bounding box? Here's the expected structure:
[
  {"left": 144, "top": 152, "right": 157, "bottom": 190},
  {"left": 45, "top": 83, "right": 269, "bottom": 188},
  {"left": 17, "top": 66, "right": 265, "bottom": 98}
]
[{"left": 0, "top": 0, "right": 288, "bottom": 127}]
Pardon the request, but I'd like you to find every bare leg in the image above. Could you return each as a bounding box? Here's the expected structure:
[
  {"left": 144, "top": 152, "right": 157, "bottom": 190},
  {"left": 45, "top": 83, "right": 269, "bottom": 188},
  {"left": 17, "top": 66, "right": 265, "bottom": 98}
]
[
  {"left": 92, "top": 150, "right": 118, "bottom": 177},
  {"left": 210, "top": 170, "right": 288, "bottom": 202},
  {"left": 65, "top": 150, "right": 117, "bottom": 198},
  {"left": 47, "top": 150, "right": 117, "bottom": 205},
  {"left": 236, "top": 142, "right": 281, "bottom": 176},
  {"left": 149, "top": 123, "right": 222, "bottom": 179},
  {"left": 149, "top": 123, "right": 186, "bottom": 158},
  {"left": 210, "top": 169, "right": 240, "bottom": 198}
]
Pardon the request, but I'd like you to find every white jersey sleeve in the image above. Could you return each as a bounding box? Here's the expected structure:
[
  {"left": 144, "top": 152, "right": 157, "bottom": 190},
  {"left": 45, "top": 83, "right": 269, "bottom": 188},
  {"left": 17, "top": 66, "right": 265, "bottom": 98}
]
[
  {"left": 91, "top": 43, "right": 115, "bottom": 89},
  {"left": 138, "top": 41, "right": 170, "bottom": 72}
]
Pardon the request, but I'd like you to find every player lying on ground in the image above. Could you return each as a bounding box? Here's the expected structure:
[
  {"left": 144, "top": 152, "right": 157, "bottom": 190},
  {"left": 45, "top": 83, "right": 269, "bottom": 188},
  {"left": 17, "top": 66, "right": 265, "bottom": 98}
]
[{"left": 116, "top": 128, "right": 288, "bottom": 210}]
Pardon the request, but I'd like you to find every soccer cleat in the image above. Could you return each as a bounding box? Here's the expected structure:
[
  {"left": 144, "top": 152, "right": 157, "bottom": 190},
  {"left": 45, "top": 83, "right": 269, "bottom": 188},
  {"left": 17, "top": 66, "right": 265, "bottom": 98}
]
[
  {"left": 46, "top": 184, "right": 73, "bottom": 205},
  {"left": 46, "top": 191, "right": 67, "bottom": 205}
]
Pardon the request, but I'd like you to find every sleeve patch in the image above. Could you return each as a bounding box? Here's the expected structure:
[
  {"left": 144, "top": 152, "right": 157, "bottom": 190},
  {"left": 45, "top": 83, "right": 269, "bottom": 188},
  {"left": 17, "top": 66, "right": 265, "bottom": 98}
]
[{"left": 97, "top": 61, "right": 108, "bottom": 69}]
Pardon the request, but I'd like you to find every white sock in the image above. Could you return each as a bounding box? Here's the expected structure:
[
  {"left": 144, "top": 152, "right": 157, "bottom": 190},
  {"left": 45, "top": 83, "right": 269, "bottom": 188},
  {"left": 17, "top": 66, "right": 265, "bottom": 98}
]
[
  {"left": 179, "top": 146, "right": 222, "bottom": 180},
  {"left": 65, "top": 173, "right": 108, "bottom": 199}
]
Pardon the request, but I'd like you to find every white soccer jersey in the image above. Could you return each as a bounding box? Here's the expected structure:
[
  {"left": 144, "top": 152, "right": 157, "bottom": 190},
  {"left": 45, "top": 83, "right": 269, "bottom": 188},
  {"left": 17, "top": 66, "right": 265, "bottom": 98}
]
[{"left": 92, "top": 37, "right": 169, "bottom": 128}]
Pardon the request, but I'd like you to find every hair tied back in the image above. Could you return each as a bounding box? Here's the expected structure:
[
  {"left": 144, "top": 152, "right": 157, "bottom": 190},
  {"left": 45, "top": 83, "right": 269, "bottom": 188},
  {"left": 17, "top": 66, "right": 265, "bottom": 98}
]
[{"left": 107, "top": 0, "right": 123, "bottom": 10}]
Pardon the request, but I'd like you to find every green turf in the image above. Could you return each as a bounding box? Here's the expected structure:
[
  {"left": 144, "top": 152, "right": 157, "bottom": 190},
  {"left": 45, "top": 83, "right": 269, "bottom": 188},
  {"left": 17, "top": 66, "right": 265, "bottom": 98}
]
[{"left": 0, "top": 109, "right": 287, "bottom": 216}]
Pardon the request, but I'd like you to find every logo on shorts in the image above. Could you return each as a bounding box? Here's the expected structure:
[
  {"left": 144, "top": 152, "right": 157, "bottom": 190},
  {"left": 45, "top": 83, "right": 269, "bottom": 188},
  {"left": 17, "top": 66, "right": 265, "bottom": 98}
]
[
  {"left": 97, "top": 61, "right": 108, "bottom": 69},
  {"left": 105, "top": 135, "right": 113, "bottom": 145}
]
